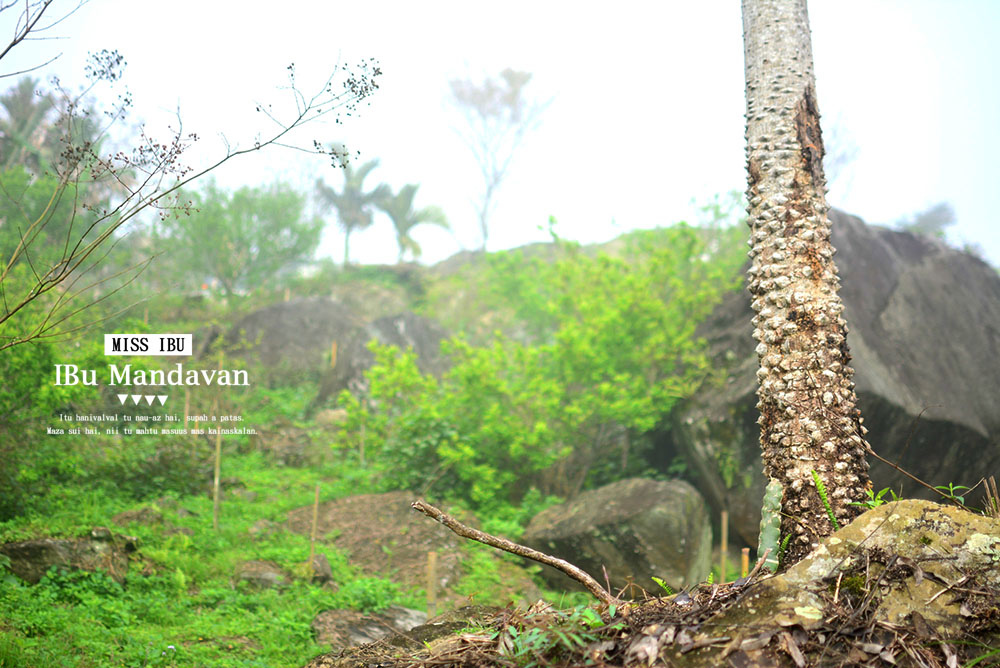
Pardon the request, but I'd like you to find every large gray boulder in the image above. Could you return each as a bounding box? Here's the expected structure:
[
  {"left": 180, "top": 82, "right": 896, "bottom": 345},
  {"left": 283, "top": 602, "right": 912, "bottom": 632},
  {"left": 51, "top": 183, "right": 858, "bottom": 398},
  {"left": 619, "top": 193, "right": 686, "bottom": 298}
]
[
  {"left": 665, "top": 209, "right": 1000, "bottom": 545},
  {"left": 310, "top": 311, "right": 449, "bottom": 411},
  {"left": 220, "top": 297, "right": 362, "bottom": 381},
  {"left": 522, "top": 478, "right": 712, "bottom": 594}
]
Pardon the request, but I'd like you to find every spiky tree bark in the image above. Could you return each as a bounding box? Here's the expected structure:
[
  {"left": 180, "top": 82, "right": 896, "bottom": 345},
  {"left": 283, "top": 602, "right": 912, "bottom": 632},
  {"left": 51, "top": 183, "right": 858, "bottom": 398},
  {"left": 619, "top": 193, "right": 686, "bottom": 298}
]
[{"left": 742, "top": 0, "right": 872, "bottom": 566}]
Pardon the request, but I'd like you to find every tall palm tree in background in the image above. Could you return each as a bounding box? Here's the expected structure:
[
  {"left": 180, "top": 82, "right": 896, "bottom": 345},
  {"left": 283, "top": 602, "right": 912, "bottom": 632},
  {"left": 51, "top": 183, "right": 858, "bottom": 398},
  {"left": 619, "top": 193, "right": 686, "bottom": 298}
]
[
  {"left": 315, "top": 159, "right": 389, "bottom": 267},
  {"left": 0, "top": 78, "right": 55, "bottom": 172},
  {"left": 378, "top": 184, "right": 449, "bottom": 262}
]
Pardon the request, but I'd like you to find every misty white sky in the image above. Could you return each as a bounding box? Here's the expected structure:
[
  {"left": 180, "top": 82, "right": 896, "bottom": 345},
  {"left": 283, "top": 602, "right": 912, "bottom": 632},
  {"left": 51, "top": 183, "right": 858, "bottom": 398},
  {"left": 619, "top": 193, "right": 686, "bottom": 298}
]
[{"left": 3, "top": 1, "right": 999, "bottom": 267}]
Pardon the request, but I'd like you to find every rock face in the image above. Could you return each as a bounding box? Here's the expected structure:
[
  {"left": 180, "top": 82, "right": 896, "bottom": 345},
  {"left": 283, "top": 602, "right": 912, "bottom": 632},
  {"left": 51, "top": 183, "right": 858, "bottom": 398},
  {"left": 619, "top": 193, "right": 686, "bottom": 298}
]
[
  {"left": 328, "top": 264, "right": 426, "bottom": 322},
  {"left": 780, "top": 499, "right": 1000, "bottom": 633},
  {"left": 665, "top": 209, "right": 1000, "bottom": 545},
  {"left": 309, "top": 552, "right": 333, "bottom": 585},
  {"left": 658, "top": 499, "right": 1000, "bottom": 667},
  {"left": 112, "top": 507, "right": 163, "bottom": 527},
  {"left": 232, "top": 560, "right": 288, "bottom": 590},
  {"left": 311, "top": 311, "right": 450, "bottom": 411},
  {"left": 304, "top": 606, "right": 501, "bottom": 668},
  {"left": 221, "top": 297, "right": 362, "bottom": 381},
  {"left": 250, "top": 422, "right": 325, "bottom": 467},
  {"left": 311, "top": 605, "right": 427, "bottom": 649},
  {"left": 0, "top": 528, "right": 137, "bottom": 584},
  {"left": 522, "top": 478, "right": 712, "bottom": 593}
]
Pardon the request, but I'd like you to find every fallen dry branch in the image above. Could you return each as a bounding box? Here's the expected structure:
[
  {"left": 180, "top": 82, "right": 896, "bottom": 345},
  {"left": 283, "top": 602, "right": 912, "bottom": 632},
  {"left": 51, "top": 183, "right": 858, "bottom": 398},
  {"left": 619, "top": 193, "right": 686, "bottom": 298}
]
[{"left": 410, "top": 499, "right": 618, "bottom": 606}]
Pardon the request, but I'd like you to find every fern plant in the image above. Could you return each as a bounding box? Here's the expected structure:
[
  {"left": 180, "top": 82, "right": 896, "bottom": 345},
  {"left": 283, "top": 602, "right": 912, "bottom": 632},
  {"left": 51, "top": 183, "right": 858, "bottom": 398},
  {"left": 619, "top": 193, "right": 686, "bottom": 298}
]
[{"left": 810, "top": 470, "right": 839, "bottom": 531}]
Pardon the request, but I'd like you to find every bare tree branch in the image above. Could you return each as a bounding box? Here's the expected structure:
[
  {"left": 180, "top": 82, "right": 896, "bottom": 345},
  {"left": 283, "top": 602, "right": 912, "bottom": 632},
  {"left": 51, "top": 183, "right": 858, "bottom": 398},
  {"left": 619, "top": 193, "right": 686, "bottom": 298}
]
[
  {"left": 411, "top": 499, "right": 618, "bottom": 606},
  {"left": 0, "top": 0, "right": 89, "bottom": 76},
  {"left": 448, "top": 69, "right": 548, "bottom": 250}
]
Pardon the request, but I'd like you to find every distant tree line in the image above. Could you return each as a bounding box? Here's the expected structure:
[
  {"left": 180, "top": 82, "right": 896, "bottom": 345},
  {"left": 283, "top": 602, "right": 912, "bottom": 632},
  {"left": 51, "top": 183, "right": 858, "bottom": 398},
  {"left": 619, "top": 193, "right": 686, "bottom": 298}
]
[{"left": 314, "top": 159, "right": 450, "bottom": 267}]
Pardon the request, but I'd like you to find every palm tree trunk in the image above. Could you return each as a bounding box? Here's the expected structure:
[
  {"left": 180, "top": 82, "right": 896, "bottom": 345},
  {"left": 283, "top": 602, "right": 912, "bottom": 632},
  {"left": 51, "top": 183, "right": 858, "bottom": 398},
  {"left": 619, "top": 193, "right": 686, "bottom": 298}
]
[
  {"left": 742, "top": 0, "right": 872, "bottom": 567},
  {"left": 343, "top": 227, "right": 352, "bottom": 268}
]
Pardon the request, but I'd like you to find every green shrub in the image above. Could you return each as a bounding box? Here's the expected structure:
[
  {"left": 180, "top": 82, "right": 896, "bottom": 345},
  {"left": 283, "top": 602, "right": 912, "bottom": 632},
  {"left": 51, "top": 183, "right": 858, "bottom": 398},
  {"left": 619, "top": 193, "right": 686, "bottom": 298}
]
[{"left": 335, "top": 223, "right": 742, "bottom": 512}]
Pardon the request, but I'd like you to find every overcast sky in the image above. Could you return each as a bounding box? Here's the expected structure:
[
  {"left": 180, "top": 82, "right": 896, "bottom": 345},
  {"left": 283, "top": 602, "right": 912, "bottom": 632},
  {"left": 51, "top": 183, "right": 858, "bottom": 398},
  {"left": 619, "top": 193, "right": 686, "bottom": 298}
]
[{"left": 3, "top": 1, "right": 999, "bottom": 266}]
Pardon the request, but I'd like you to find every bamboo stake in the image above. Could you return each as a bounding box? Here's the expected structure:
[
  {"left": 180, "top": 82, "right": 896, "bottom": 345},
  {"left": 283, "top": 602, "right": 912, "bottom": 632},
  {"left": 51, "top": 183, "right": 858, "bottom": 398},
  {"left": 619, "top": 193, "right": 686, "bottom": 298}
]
[
  {"left": 211, "top": 356, "right": 223, "bottom": 532},
  {"left": 308, "top": 483, "right": 320, "bottom": 577},
  {"left": 720, "top": 510, "right": 728, "bottom": 583},
  {"left": 185, "top": 388, "right": 193, "bottom": 459},
  {"left": 359, "top": 401, "right": 366, "bottom": 468},
  {"left": 426, "top": 551, "right": 438, "bottom": 616},
  {"left": 741, "top": 547, "right": 750, "bottom": 579},
  {"left": 212, "top": 401, "right": 222, "bottom": 532}
]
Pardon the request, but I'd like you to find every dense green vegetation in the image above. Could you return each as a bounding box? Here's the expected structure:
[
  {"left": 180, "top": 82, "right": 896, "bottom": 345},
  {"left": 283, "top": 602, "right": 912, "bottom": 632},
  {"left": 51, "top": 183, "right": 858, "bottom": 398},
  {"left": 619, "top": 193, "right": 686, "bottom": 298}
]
[
  {"left": 336, "top": 223, "right": 744, "bottom": 513},
  {"left": 0, "top": 74, "right": 749, "bottom": 667},
  {"left": 0, "top": 219, "right": 745, "bottom": 666}
]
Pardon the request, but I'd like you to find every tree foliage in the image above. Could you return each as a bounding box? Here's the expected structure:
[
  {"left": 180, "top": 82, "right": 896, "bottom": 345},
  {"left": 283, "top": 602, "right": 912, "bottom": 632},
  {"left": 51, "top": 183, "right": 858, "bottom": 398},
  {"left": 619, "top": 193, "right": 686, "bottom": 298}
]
[
  {"left": 449, "top": 69, "right": 546, "bottom": 250},
  {"left": 0, "top": 77, "right": 57, "bottom": 172},
  {"left": 153, "top": 181, "right": 322, "bottom": 299},
  {"left": 376, "top": 183, "right": 449, "bottom": 262}
]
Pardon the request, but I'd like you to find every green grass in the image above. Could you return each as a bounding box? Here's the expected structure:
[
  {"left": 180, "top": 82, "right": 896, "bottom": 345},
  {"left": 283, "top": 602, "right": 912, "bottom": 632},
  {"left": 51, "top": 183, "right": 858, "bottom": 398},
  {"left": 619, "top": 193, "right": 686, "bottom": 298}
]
[
  {"left": 0, "top": 376, "right": 410, "bottom": 668},
  {"left": 0, "top": 399, "right": 544, "bottom": 667}
]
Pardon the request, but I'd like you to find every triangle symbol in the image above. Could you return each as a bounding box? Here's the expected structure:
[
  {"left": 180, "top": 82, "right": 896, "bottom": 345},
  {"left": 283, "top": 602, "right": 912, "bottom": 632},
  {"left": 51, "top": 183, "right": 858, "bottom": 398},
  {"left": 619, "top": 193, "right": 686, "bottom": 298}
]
[
  {"left": 144, "top": 395, "right": 155, "bottom": 406},
  {"left": 131, "top": 394, "right": 142, "bottom": 405},
  {"left": 117, "top": 394, "right": 128, "bottom": 404},
  {"left": 157, "top": 395, "right": 168, "bottom": 406}
]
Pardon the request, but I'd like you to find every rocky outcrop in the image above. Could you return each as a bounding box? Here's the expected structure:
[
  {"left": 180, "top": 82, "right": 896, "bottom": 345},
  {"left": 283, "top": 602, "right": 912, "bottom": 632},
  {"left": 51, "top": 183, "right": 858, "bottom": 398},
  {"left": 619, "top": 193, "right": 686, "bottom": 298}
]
[
  {"left": 232, "top": 560, "right": 288, "bottom": 590},
  {"left": 657, "top": 499, "right": 1000, "bottom": 667},
  {"left": 304, "top": 606, "right": 501, "bottom": 667},
  {"left": 112, "top": 507, "right": 163, "bottom": 526},
  {"left": 665, "top": 209, "right": 1000, "bottom": 545},
  {"left": 221, "top": 297, "right": 362, "bottom": 381},
  {"left": 0, "top": 527, "right": 137, "bottom": 584},
  {"left": 327, "top": 264, "right": 426, "bottom": 322},
  {"left": 310, "top": 311, "right": 450, "bottom": 411},
  {"left": 522, "top": 478, "right": 712, "bottom": 593},
  {"left": 309, "top": 552, "right": 334, "bottom": 585},
  {"left": 311, "top": 605, "right": 427, "bottom": 649},
  {"left": 250, "top": 421, "right": 326, "bottom": 467}
]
